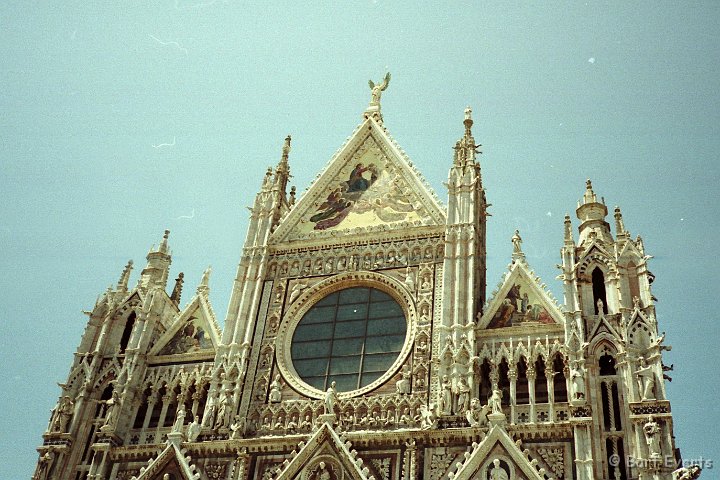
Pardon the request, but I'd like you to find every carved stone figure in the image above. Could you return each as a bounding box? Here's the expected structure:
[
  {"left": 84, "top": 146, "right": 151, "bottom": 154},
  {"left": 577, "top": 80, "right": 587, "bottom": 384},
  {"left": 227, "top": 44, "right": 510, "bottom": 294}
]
[
  {"left": 50, "top": 395, "right": 74, "bottom": 433},
  {"left": 673, "top": 465, "right": 702, "bottom": 480},
  {"left": 172, "top": 403, "right": 186, "bottom": 433},
  {"left": 396, "top": 368, "right": 411, "bottom": 395},
  {"left": 488, "top": 389, "right": 502, "bottom": 415},
  {"left": 489, "top": 459, "right": 509, "bottom": 480},
  {"left": 201, "top": 394, "right": 216, "bottom": 428},
  {"left": 643, "top": 416, "right": 662, "bottom": 458},
  {"left": 570, "top": 361, "right": 586, "bottom": 401},
  {"left": 368, "top": 72, "right": 391, "bottom": 106},
  {"left": 101, "top": 387, "right": 121, "bottom": 430},
  {"left": 404, "top": 267, "right": 415, "bottom": 293},
  {"left": 636, "top": 357, "right": 656, "bottom": 401},
  {"left": 34, "top": 450, "right": 54, "bottom": 480},
  {"left": 215, "top": 390, "right": 230, "bottom": 429},
  {"left": 440, "top": 375, "right": 453, "bottom": 415},
  {"left": 324, "top": 381, "right": 338, "bottom": 414},
  {"left": 466, "top": 398, "right": 488, "bottom": 427},
  {"left": 186, "top": 418, "right": 201, "bottom": 442},
  {"left": 596, "top": 298, "right": 605, "bottom": 315},
  {"left": 269, "top": 374, "right": 282, "bottom": 403},
  {"left": 419, "top": 403, "right": 437, "bottom": 430},
  {"left": 511, "top": 230, "right": 522, "bottom": 254},
  {"left": 289, "top": 282, "right": 307, "bottom": 304},
  {"left": 456, "top": 377, "right": 470, "bottom": 414}
]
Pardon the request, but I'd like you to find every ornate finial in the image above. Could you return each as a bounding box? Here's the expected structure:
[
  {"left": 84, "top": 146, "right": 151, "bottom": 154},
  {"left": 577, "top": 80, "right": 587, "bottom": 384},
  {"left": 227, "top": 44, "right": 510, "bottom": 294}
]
[
  {"left": 582, "top": 179, "right": 597, "bottom": 205},
  {"left": 170, "top": 272, "right": 184, "bottom": 305},
  {"left": 158, "top": 230, "right": 170, "bottom": 253},
  {"left": 564, "top": 214, "right": 573, "bottom": 244},
  {"left": 511, "top": 230, "right": 525, "bottom": 262},
  {"left": 117, "top": 260, "right": 134, "bottom": 290},
  {"left": 464, "top": 106, "right": 472, "bottom": 121},
  {"left": 586, "top": 179, "right": 593, "bottom": 190},
  {"left": 368, "top": 72, "right": 391, "bottom": 106},
  {"left": 614, "top": 206, "right": 627, "bottom": 236}
]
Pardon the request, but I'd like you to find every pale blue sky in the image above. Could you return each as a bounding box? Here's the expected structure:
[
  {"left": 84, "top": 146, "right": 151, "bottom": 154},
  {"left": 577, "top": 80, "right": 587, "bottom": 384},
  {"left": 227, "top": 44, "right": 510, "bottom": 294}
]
[{"left": 2, "top": 2, "right": 718, "bottom": 477}]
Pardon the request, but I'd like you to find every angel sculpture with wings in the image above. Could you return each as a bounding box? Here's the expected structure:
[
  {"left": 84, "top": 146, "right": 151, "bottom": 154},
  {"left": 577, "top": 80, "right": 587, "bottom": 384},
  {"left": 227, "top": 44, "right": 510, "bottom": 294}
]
[{"left": 369, "top": 72, "right": 391, "bottom": 105}]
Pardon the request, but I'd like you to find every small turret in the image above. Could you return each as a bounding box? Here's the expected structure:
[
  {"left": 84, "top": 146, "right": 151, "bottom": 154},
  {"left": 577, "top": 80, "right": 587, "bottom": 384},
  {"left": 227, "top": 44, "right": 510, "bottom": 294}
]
[
  {"left": 575, "top": 179, "right": 612, "bottom": 244},
  {"left": 139, "top": 230, "right": 172, "bottom": 291},
  {"left": 614, "top": 205, "right": 630, "bottom": 241}
]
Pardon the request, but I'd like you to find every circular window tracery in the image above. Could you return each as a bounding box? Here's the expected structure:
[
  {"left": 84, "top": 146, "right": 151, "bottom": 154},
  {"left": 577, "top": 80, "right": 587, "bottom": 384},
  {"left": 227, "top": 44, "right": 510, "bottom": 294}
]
[{"left": 290, "top": 286, "right": 407, "bottom": 393}]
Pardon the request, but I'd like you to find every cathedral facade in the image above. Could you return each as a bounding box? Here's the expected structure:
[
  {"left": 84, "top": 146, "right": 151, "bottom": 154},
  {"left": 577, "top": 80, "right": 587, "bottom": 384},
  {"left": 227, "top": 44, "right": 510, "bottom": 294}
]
[{"left": 34, "top": 80, "right": 698, "bottom": 480}]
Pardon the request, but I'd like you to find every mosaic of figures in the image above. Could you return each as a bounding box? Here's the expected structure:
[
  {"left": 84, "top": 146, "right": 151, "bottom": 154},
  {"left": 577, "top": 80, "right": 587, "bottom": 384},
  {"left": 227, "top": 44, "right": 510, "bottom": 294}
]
[
  {"left": 487, "top": 283, "right": 555, "bottom": 329},
  {"left": 267, "top": 239, "right": 445, "bottom": 280},
  {"left": 159, "top": 317, "right": 213, "bottom": 355},
  {"left": 304, "top": 138, "right": 428, "bottom": 232}
]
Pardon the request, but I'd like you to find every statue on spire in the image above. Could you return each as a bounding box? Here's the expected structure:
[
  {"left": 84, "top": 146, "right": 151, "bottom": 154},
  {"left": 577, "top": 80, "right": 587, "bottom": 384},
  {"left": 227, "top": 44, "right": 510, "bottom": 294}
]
[{"left": 368, "top": 72, "right": 391, "bottom": 106}]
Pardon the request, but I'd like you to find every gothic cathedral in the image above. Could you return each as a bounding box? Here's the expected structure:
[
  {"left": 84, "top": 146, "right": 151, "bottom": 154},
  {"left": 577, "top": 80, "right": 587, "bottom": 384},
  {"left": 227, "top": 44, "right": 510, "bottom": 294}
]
[{"left": 34, "top": 79, "right": 699, "bottom": 480}]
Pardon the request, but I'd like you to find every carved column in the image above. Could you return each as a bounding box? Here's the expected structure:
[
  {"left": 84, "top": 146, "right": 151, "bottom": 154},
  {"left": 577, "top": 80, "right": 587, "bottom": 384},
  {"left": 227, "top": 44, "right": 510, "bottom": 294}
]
[
  {"left": 508, "top": 365, "right": 517, "bottom": 425},
  {"left": 527, "top": 366, "right": 536, "bottom": 423},
  {"left": 546, "top": 358, "right": 555, "bottom": 422}
]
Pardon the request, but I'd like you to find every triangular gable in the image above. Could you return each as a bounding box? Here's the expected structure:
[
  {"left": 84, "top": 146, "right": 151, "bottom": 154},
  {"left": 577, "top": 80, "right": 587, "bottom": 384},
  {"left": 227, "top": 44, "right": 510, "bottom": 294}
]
[
  {"left": 271, "top": 116, "right": 446, "bottom": 245},
  {"left": 575, "top": 240, "right": 613, "bottom": 271},
  {"left": 588, "top": 311, "right": 623, "bottom": 342},
  {"left": 479, "top": 260, "right": 564, "bottom": 330},
  {"left": 149, "top": 294, "right": 220, "bottom": 357},
  {"left": 271, "top": 422, "right": 371, "bottom": 480},
  {"left": 449, "top": 425, "right": 544, "bottom": 480},
  {"left": 131, "top": 441, "right": 200, "bottom": 480}
]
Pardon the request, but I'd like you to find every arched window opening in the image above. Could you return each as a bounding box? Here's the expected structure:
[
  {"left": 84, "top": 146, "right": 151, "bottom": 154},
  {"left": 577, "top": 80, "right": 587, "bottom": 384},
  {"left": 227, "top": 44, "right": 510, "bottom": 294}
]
[
  {"left": 516, "top": 358, "right": 529, "bottom": 404},
  {"left": 534, "top": 358, "right": 548, "bottom": 403},
  {"left": 605, "top": 437, "right": 628, "bottom": 480},
  {"left": 148, "top": 385, "right": 164, "bottom": 428},
  {"left": 163, "top": 385, "right": 182, "bottom": 427},
  {"left": 479, "top": 359, "right": 492, "bottom": 404},
  {"left": 601, "top": 381, "right": 612, "bottom": 431},
  {"left": 592, "top": 268, "right": 608, "bottom": 314},
  {"left": 611, "top": 382, "right": 623, "bottom": 430},
  {"left": 196, "top": 383, "right": 209, "bottom": 421},
  {"left": 499, "top": 358, "right": 510, "bottom": 402},
  {"left": 132, "top": 385, "right": 152, "bottom": 429},
  {"left": 599, "top": 353, "right": 617, "bottom": 376},
  {"left": 553, "top": 354, "right": 568, "bottom": 402},
  {"left": 119, "top": 312, "right": 136, "bottom": 354}
]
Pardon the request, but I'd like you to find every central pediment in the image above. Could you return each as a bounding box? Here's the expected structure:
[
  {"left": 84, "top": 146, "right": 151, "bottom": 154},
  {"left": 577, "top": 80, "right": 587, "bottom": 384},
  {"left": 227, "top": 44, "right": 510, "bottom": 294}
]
[{"left": 270, "top": 116, "right": 446, "bottom": 246}]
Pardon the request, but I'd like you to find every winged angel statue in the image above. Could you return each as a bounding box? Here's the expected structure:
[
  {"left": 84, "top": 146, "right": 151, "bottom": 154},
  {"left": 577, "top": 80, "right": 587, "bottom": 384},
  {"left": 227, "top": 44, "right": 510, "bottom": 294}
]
[{"left": 369, "top": 72, "right": 391, "bottom": 105}]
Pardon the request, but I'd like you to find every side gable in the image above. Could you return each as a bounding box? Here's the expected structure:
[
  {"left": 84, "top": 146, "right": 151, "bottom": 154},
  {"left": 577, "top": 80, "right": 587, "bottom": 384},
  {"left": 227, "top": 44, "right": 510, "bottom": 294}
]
[
  {"left": 270, "top": 116, "right": 446, "bottom": 247},
  {"left": 479, "top": 260, "right": 564, "bottom": 331},
  {"left": 271, "top": 422, "right": 374, "bottom": 480},
  {"left": 449, "top": 426, "right": 546, "bottom": 480},
  {"left": 130, "top": 440, "right": 201, "bottom": 480},
  {"left": 148, "top": 293, "right": 220, "bottom": 360}
]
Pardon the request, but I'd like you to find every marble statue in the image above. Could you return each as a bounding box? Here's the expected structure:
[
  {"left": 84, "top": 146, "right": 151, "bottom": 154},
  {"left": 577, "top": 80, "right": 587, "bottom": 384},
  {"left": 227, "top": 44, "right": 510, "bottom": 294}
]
[
  {"left": 643, "top": 416, "right": 662, "bottom": 458},
  {"left": 489, "top": 459, "right": 509, "bottom": 480},
  {"left": 488, "top": 389, "right": 502, "bottom": 415},
  {"left": 570, "top": 361, "right": 586, "bottom": 401},
  {"left": 419, "top": 403, "right": 437, "bottom": 430},
  {"left": 269, "top": 374, "right": 282, "bottom": 403},
  {"left": 636, "top": 357, "right": 656, "bottom": 401},
  {"left": 368, "top": 72, "right": 391, "bottom": 105},
  {"left": 440, "top": 375, "right": 453, "bottom": 415},
  {"left": 324, "top": 381, "right": 338, "bottom": 414}
]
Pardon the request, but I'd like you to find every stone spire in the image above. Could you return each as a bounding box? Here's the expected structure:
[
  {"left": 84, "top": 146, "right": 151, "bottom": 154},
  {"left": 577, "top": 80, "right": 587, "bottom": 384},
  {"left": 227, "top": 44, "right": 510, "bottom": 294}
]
[
  {"left": 453, "top": 107, "right": 481, "bottom": 167},
  {"left": 116, "top": 260, "right": 133, "bottom": 291},
  {"left": 170, "top": 272, "right": 184, "bottom": 306},
  {"left": 575, "top": 179, "right": 612, "bottom": 244},
  {"left": 273, "top": 135, "right": 291, "bottom": 196},
  {"left": 564, "top": 214, "right": 574, "bottom": 245},
  {"left": 614, "top": 205, "right": 629, "bottom": 239}
]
